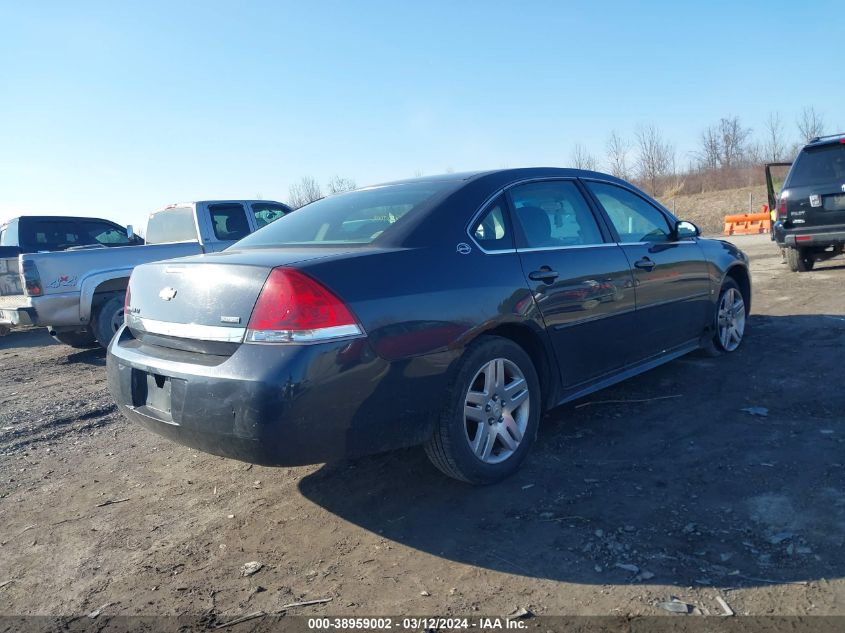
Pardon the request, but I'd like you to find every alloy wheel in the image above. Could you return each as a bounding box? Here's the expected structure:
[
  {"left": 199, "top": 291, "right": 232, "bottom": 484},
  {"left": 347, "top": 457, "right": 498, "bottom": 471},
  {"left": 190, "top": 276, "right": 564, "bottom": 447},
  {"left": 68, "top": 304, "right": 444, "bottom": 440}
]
[
  {"left": 717, "top": 287, "right": 745, "bottom": 351},
  {"left": 463, "top": 358, "right": 530, "bottom": 464}
]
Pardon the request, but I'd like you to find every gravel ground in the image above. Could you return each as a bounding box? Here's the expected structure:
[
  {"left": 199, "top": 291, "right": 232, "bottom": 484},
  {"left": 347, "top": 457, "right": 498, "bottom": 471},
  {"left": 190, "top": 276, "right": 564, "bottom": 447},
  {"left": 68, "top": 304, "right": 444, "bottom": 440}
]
[{"left": 1, "top": 234, "right": 844, "bottom": 621}]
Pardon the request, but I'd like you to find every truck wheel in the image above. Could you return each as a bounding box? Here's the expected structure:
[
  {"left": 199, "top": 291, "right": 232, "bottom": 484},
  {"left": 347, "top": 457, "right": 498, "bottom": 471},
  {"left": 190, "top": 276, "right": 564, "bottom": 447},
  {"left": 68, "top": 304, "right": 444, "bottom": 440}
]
[
  {"left": 424, "top": 336, "right": 541, "bottom": 484},
  {"left": 786, "top": 247, "right": 814, "bottom": 272},
  {"left": 52, "top": 329, "right": 98, "bottom": 348},
  {"left": 93, "top": 296, "right": 125, "bottom": 348}
]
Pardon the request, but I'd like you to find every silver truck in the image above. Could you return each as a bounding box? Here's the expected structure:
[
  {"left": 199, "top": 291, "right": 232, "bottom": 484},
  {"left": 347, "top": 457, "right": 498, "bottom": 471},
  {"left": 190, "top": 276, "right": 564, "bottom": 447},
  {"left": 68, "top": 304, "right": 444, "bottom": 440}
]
[{"left": 0, "top": 199, "right": 291, "bottom": 347}]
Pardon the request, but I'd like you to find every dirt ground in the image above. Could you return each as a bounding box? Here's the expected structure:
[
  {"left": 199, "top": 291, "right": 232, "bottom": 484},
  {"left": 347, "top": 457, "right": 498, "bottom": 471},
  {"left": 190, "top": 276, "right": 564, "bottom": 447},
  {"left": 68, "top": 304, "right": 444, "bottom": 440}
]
[{"left": 1, "top": 234, "right": 844, "bottom": 621}]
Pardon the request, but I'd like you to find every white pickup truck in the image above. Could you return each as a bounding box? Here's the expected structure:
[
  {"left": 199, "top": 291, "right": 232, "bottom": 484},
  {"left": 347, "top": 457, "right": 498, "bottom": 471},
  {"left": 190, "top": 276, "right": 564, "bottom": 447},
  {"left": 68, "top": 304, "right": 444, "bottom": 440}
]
[{"left": 0, "top": 199, "right": 291, "bottom": 347}]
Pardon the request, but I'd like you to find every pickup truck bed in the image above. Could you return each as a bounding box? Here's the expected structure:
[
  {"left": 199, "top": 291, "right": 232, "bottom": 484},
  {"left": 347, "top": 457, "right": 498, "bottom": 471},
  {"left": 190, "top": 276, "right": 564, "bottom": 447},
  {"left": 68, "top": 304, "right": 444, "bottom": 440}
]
[{"left": 0, "top": 199, "right": 291, "bottom": 346}]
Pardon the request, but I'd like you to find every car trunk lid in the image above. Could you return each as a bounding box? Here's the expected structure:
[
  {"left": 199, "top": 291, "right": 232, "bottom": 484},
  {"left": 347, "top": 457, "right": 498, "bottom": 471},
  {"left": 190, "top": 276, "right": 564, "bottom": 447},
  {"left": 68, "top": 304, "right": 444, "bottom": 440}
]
[{"left": 126, "top": 248, "right": 357, "bottom": 352}]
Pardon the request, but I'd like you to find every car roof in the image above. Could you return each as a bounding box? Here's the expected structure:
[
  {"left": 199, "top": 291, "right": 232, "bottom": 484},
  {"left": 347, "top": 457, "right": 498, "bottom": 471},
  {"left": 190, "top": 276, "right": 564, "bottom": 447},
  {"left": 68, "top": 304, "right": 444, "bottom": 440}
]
[
  {"left": 3, "top": 215, "right": 118, "bottom": 223},
  {"left": 370, "top": 167, "right": 630, "bottom": 188},
  {"left": 153, "top": 200, "right": 285, "bottom": 213},
  {"left": 804, "top": 133, "right": 845, "bottom": 149}
]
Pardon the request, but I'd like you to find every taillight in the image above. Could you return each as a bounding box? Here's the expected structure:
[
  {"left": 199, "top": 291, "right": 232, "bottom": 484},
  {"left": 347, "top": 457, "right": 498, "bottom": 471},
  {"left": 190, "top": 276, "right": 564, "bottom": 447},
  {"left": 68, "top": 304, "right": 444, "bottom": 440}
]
[
  {"left": 246, "top": 268, "right": 362, "bottom": 344},
  {"left": 777, "top": 197, "right": 787, "bottom": 220},
  {"left": 22, "top": 260, "right": 43, "bottom": 297}
]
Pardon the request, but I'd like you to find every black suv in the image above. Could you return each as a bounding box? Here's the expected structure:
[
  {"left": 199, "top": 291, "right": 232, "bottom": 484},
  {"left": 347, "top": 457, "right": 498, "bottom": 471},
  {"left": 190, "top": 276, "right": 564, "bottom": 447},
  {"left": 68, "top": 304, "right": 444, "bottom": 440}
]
[{"left": 767, "top": 134, "right": 845, "bottom": 272}]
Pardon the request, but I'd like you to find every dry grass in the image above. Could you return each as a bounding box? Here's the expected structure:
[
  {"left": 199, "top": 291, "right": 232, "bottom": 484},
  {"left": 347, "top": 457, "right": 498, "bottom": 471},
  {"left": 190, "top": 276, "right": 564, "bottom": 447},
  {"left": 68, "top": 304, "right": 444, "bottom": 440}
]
[{"left": 658, "top": 184, "right": 770, "bottom": 236}]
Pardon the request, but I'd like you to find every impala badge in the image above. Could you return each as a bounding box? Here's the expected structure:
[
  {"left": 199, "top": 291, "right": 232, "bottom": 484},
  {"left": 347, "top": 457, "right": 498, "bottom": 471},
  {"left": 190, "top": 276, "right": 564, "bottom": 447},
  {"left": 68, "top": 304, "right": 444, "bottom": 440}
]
[{"left": 158, "top": 287, "right": 178, "bottom": 301}]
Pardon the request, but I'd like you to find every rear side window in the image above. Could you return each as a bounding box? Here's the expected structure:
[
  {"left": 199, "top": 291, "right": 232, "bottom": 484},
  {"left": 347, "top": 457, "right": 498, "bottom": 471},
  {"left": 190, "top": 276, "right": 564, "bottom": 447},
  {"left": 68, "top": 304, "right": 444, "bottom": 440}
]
[
  {"left": 587, "top": 182, "right": 671, "bottom": 243},
  {"left": 788, "top": 144, "right": 845, "bottom": 187},
  {"left": 208, "top": 203, "right": 250, "bottom": 241},
  {"left": 251, "top": 203, "right": 290, "bottom": 229},
  {"left": 146, "top": 207, "right": 197, "bottom": 244},
  {"left": 19, "top": 220, "right": 82, "bottom": 250},
  {"left": 471, "top": 196, "right": 512, "bottom": 250},
  {"left": 509, "top": 180, "right": 604, "bottom": 248},
  {"left": 236, "top": 181, "right": 454, "bottom": 247}
]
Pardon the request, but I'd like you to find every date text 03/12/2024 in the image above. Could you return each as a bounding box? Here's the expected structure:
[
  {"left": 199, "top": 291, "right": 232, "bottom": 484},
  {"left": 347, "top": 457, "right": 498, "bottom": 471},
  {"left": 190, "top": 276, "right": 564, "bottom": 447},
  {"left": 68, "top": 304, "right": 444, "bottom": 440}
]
[{"left": 307, "top": 617, "right": 528, "bottom": 630}]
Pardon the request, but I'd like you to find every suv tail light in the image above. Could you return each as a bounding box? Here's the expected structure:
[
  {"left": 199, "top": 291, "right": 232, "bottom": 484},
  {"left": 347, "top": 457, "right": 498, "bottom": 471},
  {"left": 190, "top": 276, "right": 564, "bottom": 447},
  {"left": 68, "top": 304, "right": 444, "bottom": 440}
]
[
  {"left": 777, "top": 197, "right": 788, "bottom": 220},
  {"left": 246, "top": 268, "right": 362, "bottom": 344},
  {"left": 22, "top": 260, "right": 43, "bottom": 297}
]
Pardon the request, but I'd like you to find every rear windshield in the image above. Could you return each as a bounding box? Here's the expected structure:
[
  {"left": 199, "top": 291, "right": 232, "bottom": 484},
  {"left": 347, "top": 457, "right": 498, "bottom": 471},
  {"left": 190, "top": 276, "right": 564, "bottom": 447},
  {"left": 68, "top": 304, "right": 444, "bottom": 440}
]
[
  {"left": 788, "top": 143, "right": 845, "bottom": 187},
  {"left": 235, "top": 182, "right": 454, "bottom": 247},
  {"left": 146, "top": 206, "right": 197, "bottom": 244}
]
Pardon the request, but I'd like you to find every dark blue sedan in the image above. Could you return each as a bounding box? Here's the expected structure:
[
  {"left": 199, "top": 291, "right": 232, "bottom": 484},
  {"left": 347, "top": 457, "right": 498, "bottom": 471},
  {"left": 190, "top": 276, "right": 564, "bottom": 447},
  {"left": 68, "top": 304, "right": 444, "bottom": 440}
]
[{"left": 107, "top": 168, "right": 750, "bottom": 483}]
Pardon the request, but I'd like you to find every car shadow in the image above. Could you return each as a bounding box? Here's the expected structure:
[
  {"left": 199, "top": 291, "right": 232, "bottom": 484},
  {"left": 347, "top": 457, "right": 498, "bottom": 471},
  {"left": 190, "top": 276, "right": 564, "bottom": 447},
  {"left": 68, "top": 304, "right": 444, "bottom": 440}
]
[
  {"left": 299, "top": 314, "right": 845, "bottom": 588},
  {"left": 0, "top": 327, "right": 56, "bottom": 350}
]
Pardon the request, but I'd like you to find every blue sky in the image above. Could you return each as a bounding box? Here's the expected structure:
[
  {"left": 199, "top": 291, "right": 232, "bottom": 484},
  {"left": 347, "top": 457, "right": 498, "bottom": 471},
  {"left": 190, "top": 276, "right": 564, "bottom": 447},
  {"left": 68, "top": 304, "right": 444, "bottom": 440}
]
[{"left": 1, "top": 0, "right": 842, "bottom": 230}]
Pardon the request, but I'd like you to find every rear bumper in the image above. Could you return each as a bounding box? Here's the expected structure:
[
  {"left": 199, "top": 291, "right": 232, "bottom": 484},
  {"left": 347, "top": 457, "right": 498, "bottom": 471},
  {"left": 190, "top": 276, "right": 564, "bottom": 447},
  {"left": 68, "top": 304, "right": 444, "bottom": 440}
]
[
  {"left": 0, "top": 292, "right": 80, "bottom": 327},
  {"left": 106, "top": 326, "right": 457, "bottom": 466},
  {"left": 775, "top": 225, "right": 845, "bottom": 247}
]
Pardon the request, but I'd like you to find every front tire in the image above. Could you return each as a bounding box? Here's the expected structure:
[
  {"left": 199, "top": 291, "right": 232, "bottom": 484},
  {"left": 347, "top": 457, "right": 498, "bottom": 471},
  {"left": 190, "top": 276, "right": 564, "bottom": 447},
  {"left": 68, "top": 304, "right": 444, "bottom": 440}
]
[
  {"left": 425, "top": 336, "right": 541, "bottom": 484},
  {"left": 786, "top": 247, "right": 814, "bottom": 272},
  {"left": 701, "top": 278, "right": 747, "bottom": 356},
  {"left": 92, "top": 296, "right": 125, "bottom": 348}
]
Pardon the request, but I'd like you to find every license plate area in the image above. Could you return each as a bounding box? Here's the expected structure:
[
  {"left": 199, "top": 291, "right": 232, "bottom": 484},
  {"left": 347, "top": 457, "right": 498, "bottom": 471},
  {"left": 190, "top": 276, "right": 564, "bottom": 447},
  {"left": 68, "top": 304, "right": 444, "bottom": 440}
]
[{"left": 131, "top": 369, "right": 179, "bottom": 423}]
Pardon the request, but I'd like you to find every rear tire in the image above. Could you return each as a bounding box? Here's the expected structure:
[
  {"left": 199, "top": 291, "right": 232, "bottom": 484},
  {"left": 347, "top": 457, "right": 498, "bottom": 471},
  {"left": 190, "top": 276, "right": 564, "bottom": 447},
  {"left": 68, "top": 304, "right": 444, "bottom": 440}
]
[
  {"left": 424, "top": 336, "right": 541, "bottom": 484},
  {"left": 786, "top": 247, "right": 814, "bottom": 272},
  {"left": 52, "top": 329, "right": 98, "bottom": 348},
  {"left": 92, "top": 296, "right": 125, "bottom": 348}
]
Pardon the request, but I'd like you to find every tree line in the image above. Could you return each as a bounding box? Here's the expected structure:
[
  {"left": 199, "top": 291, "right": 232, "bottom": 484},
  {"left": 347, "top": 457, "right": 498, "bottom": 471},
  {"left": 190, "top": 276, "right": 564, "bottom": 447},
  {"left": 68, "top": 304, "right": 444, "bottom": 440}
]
[
  {"left": 286, "top": 106, "right": 833, "bottom": 207},
  {"left": 574, "top": 106, "right": 830, "bottom": 196}
]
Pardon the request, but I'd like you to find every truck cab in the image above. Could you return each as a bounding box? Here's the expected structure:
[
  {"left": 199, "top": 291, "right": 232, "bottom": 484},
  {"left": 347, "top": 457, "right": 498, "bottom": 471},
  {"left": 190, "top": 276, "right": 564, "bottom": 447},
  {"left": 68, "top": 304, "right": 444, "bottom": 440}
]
[{"left": 0, "top": 200, "right": 291, "bottom": 347}]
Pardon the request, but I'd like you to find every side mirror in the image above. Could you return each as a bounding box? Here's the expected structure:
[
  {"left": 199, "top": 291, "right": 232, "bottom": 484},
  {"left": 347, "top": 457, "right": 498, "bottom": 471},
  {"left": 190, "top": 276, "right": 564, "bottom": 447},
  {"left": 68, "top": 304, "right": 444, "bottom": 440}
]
[
  {"left": 126, "top": 224, "right": 135, "bottom": 239},
  {"left": 674, "top": 220, "right": 700, "bottom": 240}
]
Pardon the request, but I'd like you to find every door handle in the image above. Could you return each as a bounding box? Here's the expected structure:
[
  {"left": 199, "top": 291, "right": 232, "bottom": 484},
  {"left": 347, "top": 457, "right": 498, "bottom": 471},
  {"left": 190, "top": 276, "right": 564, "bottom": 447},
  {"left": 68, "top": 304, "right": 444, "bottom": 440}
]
[
  {"left": 634, "top": 257, "right": 656, "bottom": 272},
  {"left": 528, "top": 267, "right": 559, "bottom": 283}
]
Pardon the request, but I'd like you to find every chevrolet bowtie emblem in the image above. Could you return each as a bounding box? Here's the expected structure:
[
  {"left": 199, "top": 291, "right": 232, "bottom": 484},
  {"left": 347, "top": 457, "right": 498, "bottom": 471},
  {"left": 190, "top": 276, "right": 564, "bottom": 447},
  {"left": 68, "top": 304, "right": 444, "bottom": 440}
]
[{"left": 158, "top": 287, "right": 178, "bottom": 301}]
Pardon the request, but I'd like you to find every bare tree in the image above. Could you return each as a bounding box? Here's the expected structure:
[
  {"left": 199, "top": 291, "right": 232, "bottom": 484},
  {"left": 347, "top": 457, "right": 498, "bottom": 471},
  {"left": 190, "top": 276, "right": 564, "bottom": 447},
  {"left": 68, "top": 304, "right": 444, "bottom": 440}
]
[
  {"left": 763, "top": 112, "right": 787, "bottom": 162},
  {"left": 326, "top": 175, "right": 356, "bottom": 195},
  {"left": 796, "top": 106, "right": 825, "bottom": 143},
  {"left": 606, "top": 131, "right": 631, "bottom": 179},
  {"left": 696, "top": 116, "right": 753, "bottom": 169},
  {"left": 571, "top": 143, "right": 598, "bottom": 171},
  {"left": 719, "top": 116, "right": 752, "bottom": 168},
  {"left": 288, "top": 176, "right": 323, "bottom": 209},
  {"left": 698, "top": 126, "right": 721, "bottom": 170},
  {"left": 635, "top": 124, "right": 675, "bottom": 195}
]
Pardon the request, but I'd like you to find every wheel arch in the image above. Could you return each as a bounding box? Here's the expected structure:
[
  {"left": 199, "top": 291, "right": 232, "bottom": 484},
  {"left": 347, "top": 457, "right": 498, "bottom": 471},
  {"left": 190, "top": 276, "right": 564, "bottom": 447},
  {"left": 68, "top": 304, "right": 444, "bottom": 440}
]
[
  {"left": 477, "top": 322, "right": 558, "bottom": 411},
  {"left": 723, "top": 264, "right": 751, "bottom": 315},
  {"left": 79, "top": 270, "right": 132, "bottom": 322}
]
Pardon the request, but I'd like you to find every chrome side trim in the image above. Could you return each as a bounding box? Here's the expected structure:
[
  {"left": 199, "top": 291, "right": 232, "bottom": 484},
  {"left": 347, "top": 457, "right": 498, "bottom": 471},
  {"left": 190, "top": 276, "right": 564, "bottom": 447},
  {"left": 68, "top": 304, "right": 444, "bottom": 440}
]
[
  {"left": 127, "top": 314, "right": 246, "bottom": 342},
  {"left": 516, "top": 243, "right": 619, "bottom": 253}
]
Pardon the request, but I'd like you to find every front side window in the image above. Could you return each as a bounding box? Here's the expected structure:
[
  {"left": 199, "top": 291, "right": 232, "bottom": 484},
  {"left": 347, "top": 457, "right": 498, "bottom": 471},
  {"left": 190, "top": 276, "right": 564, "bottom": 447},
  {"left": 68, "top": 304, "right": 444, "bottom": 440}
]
[
  {"left": 587, "top": 182, "right": 671, "bottom": 243},
  {"left": 471, "top": 196, "right": 512, "bottom": 250},
  {"left": 81, "top": 221, "right": 132, "bottom": 245},
  {"left": 236, "top": 181, "right": 455, "bottom": 247},
  {"left": 509, "top": 180, "right": 604, "bottom": 248},
  {"left": 208, "top": 203, "right": 250, "bottom": 241},
  {"left": 145, "top": 207, "right": 198, "bottom": 244},
  {"left": 251, "top": 202, "right": 290, "bottom": 229}
]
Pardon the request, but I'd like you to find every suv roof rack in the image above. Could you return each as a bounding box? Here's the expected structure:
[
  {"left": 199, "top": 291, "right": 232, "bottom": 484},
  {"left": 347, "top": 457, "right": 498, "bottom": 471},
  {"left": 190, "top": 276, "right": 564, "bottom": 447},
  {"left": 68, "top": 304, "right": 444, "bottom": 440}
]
[{"left": 808, "top": 132, "right": 845, "bottom": 144}]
